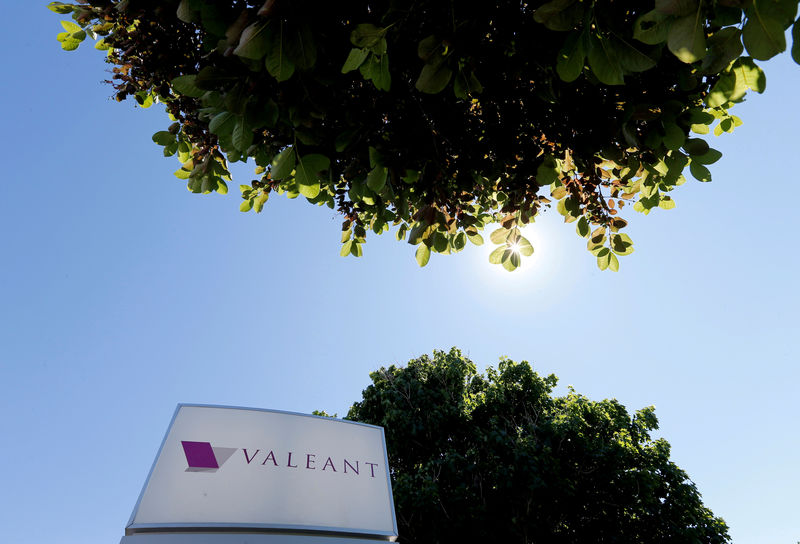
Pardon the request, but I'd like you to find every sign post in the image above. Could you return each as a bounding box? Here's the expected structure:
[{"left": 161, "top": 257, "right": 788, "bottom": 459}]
[{"left": 120, "top": 404, "right": 398, "bottom": 543}]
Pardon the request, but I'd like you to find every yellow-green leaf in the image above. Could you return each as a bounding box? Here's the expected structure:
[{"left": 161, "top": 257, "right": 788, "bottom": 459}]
[{"left": 416, "top": 244, "right": 431, "bottom": 266}]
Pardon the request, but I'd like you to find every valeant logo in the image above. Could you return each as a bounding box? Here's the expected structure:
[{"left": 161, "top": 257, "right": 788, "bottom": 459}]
[
  {"left": 181, "top": 441, "right": 237, "bottom": 472},
  {"left": 180, "top": 440, "right": 381, "bottom": 479}
]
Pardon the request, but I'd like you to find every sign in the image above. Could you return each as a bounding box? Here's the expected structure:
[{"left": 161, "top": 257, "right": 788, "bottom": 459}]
[{"left": 125, "top": 404, "right": 397, "bottom": 541}]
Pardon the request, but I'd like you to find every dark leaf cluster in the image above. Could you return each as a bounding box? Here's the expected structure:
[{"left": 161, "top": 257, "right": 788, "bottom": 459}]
[
  {"left": 347, "top": 348, "right": 731, "bottom": 543},
  {"left": 50, "top": 0, "right": 800, "bottom": 270}
]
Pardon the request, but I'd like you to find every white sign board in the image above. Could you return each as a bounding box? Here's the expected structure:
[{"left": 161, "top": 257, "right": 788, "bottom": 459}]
[{"left": 126, "top": 405, "right": 397, "bottom": 540}]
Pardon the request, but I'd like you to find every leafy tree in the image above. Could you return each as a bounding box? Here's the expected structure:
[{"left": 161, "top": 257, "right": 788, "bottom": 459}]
[
  {"left": 347, "top": 349, "right": 730, "bottom": 543},
  {"left": 49, "top": 0, "right": 800, "bottom": 271}
]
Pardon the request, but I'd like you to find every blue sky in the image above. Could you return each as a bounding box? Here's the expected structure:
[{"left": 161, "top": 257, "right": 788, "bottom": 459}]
[{"left": 1, "top": 4, "right": 798, "bottom": 543}]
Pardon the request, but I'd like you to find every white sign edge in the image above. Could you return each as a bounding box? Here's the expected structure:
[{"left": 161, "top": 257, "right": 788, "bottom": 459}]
[{"left": 124, "top": 403, "right": 399, "bottom": 539}]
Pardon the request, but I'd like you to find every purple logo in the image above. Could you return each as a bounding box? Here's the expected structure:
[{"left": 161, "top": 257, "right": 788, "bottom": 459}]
[
  {"left": 181, "top": 441, "right": 237, "bottom": 472},
  {"left": 180, "top": 441, "right": 382, "bottom": 479}
]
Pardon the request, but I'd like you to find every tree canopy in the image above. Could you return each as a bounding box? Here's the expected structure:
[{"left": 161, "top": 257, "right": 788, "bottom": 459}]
[
  {"left": 50, "top": 0, "right": 800, "bottom": 270},
  {"left": 346, "top": 348, "right": 730, "bottom": 543}
]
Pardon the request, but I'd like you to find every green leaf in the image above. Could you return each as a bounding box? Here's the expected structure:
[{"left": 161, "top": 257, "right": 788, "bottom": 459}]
[
  {"left": 271, "top": 147, "right": 296, "bottom": 179},
  {"left": 701, "top": 27, "right": 743, "bottom": 74},
  {"left": 350, "top": 24, "right": 384, "bottom": 49},
  {"left": 772, "top": 0, "right": 800, "bottom": 24},
  {"left": 136, "top": 92, "right": 154, "bottom": 109},
  {"left": 368, "top": 146, "right": 383, "bottom": 169},
  {"left": 60, "top": 20, "right": 82, "bottom": 33},
  {"left": 590, "top": 226, "right": 606, "bottom": 243},
  {"left": 609, "top": 253, "right": 620, "bottom": 271},
  {"left": 453, "top": 70, "right": 483, "bottom": 98},
  {"left": 176, "top": 0, "right": 200, "bottom": 24},
  {"left": 295, "top": 154, "right": 330, "bottom": 198},
  {"left": 489, "top": 246, "right": 505, "bottom": 264},
  {"left": 209, "top": 111, "right": 236, "bottom": 138},
  {"left": 232, "top": 118, "right": 253, "bottom": 152},
  {"left": 340, "top": 240, "right": 353, "bottom": 257},
  {"left": 611, "top": 233, "right": 635, "bottom": 255},
  {"left": 195, "top": 66, "right": 238, "bottom": 90},
  {"left": 683, "top": 138, "right": 709, "bottom": 156},
  {"left": 505, "top": 251, "right": 521, "bottom": 271},
  {"left": 416, "top": 62, "right": 453, "bottom": 94},
  {"left": 174, "top": 168, "right": 191, "bottom": 180},
  {"left": 402, "top": 170, "right": 420, "bottom": 185},
  {"left": 253, "top": 192, "right": 268, "bottom": 212},
  {"left": 743, "top": 2, "right": 787, "bottom": 60},
  {"left": 689, "top": 161, "right": 712, "bottom": 181},
  {"left": 516, "top": 236, "right": 534, "bottom": 257},
  {"left": 265, "top": 28, "right": 295, "bottom": 82},
  {"left": 359, "top": 54, "right": 379, "bottom": 83},
  {"left": 667, "top": 12, "right": 707, "bottom": 63},
  {"left": 454, "top": 232, "right": 467, "bottom": 251},
  {"left": 342, "top": 47, "right": 370, "bottom": 73},
  {"left": 556, "top": 31, "right": 586, "bottom": 82},
  {"left": 57, "top": 31, "right": 83, "bottom": 51},
  {"left": 613, "top": 36, "right": 657, "bottom": 72},
  {"left": 490, "top": 228, "right": 510, "bottom": 244},
  {"left": 200, "top": 176, "right": 215, "bottom": 194},
  {"left": 662, "top": 122, "right": 686, "bottom": 150},
  {"left": 655, "top": 0, "right": 699, "bottom": 16},
  {"left": 366, "top": 166, "right": 388, "bottom": 193},
  {"left": 369, "top": 37, "right": 388, "bottom": 56},
  {"left": 534, "top": 0, "right": 580, "bottom": 31},
  {"left": 733, "top": 57, "right": 766, "bottom": 93},
  {"left": 537, "top": 155, "right": 561, "bottom": 185},
  {"left": 597, "top": 247, "right": 612, "bottom": 270},
  {"left": 706, "top": 71, "right": 745, "bottom": 107},
  {"left": 693, "top": 148, "right": 722, "bottom": 164},
  {"left": 170, "top": 75, "right": 204, "bottom": 97},
  {"left": 233, "top": 21, "right": 271, "bottom": 60},
  {"left": 576, "top": 216, "right": 590, "bottom": 237},
  {"left": 187, "top": 176, "right": 202, "bottom": 193},
  {"left": 152, "top": 131, "right": 175, "bottom": 146},
  {"left": 416, "top": 244, "right": 431, "bottom": 267},
  {"left": 407, "top": 222, "right": 436, "bottom": 245},
  {"left": 240, "top": 199, "right": 253, "bottom": 212},
  {"left": 417, "top": 35, "right": 442, "bottom": 61},
  {"left": 286, "top": 25, "right": 317, "bottom": 70},
  {"left": 634, "top": 10, "right": 672, "bottom": 45},
  {"left": 588, "top": 34, "right": 624, "bottom": 85},
  {"left": 792, "top": 19, "right": 800, "bottom": 64},
  {"left": 659, "top": 196, "right": 677, "bottom": 209},
  {"left": 48, "top": 2, "right": 74, "bottom": 14},
  {"left": 177, "top": 142, "right": 192, "bottom": 163},
  {"left": 373, "top": 54, "right": 391, "bottom": 91},
  {"left": 164, "top": 141, "right": 178, "bottom": 157},
  {"left": 467, "top": 232, "right": 484, "bottom": 246},
  {"left": 334, "top": 130, "right": 357, "bottom": 152},
  {"left": 432, "top": 232, "right": 448, "bottom": 253},
  {"left": 163, "top": 141, "right": 178, "bottom": 158}
]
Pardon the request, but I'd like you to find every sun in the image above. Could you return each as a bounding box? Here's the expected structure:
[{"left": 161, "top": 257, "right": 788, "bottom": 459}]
[
  {"left": 483, "top": 225, "right": 542, "bottom": 276},
  {"left": 470, "top": 216, "right": 568, "bottom": 290}
]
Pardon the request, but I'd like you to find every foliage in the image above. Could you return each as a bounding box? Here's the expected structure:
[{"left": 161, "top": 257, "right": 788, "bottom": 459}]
[
  {"left": 347, "top": 348, "right": 731, "bottom": 543},
  {"left": 49, "top": 0, "right": 800, "bottom": 271}
]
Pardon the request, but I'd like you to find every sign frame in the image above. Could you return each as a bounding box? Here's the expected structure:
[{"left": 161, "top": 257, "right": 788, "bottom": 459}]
[{"left": 124, "top": 404, "right": 398, "bottom": 541}]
